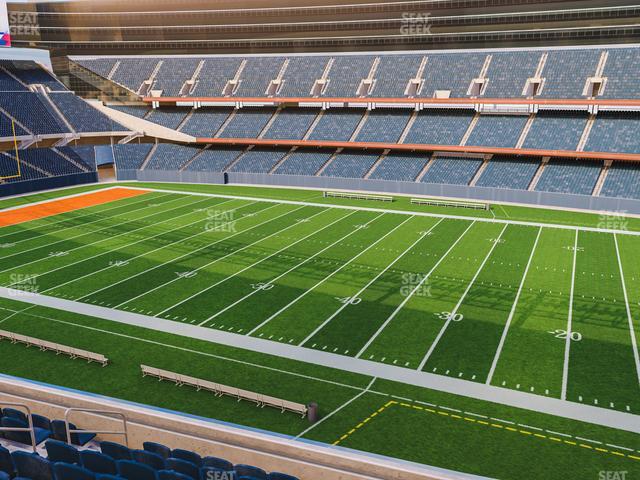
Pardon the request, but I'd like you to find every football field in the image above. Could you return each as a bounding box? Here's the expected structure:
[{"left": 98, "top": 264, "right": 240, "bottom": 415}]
[{"left": 0, "top": 183, "right": 639, "bottom": 479}]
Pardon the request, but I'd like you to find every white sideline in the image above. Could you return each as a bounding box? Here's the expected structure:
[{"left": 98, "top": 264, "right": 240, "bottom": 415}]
[
  {"left": 485, "top": 226, "right": 542, "bottom": 385},
  {"left": 149, "top": 205, "right": 320, "bottom": 316},
  {"left": 121, "top": 186, "right": 640, "bottom": 237},
  {"left": 299, "top": 218, "right": 444, "bottom": 346},
  {"left": 0, "top": 192, "right": 172, "bottom": 247},
  {"left": 1, "top": 287, "right": 638, "bottom": 434},
  {"left": 417, "top": 223, "right": 509, "bottom": 371},
  {"left": 356, "top": 220, "right": 477, "bottom": 359},
  {"left": 613, "top": 233, "right": 640, "bottom": 386},
  {"left": 561, "top": 230, "right": 579, "bottom": 401},
  {"left": 199, "top": 211, "right": 381, "bottom": 327},
  {"left": 3, "top": 196, "right": 220, "bottom": 289},
  {"left": 247, "top": 215, "right": 415, "bottom": 336}
]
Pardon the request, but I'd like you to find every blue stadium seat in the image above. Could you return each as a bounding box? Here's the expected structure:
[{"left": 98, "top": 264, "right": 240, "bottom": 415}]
[
  {"left": 11, "top": 451, "right": 53, "bottom": 480},
  {"left": 116, "top": 460, "right": 157, "bottom": 480},
  {"left": 79, "top": 451, "right": 117, "bottom": 476},
  {"left": 165, "top": 458, "right": 199, "bottom": 480},
  {"left": 133, "top": 450, "right": 166, "bottom": 471},
  {"left": 100, "top": 442, "right": 132, "bottom": 461},
  {"left": 32, "top": 414, "right": 53, "bottom": 431},
  {"left": 0, "top": 471, "right": 8, "bottom": 480},
  {"left": 158, "top": 470, "right": 193, "bottom": 480},
  {"left": 0, "top": 446, "right": 14, "bottom": 477},
  {"left": 46, "top": 439, "right": 80, "bottom": 465},
  {"left": 143, "top": 442, "right": 172, "bottom": 460},
  {"left": 2, "top": 416, "right": 51, "bottom": 445},
  {"left": 170, "top": 450, "right": 202, "bottom": 467},
  {"left": 94, "top": 476, "right": 122, "bottom": 480},
  {"left": 51, "top": 421, "right": 96, "bottom": 446},
  {"left": 2, "top": 408, "right": 27, "bottom": 423},
  {"left": 234, "top": 465, "right": 267, "bottom": 480},
  {"left": 199, "top": 466, "right": 228, "bottom": 480},
  {"left": 52, "top": 462, "right": 96, "bottom": 480},
  {"left": 202, "top": 457, "right": 233, "bottom": 471}
]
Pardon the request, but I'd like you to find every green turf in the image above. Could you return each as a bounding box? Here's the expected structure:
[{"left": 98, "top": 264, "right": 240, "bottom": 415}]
[{"left": 1, "top": 183, "right": 639, "bottom": 479}]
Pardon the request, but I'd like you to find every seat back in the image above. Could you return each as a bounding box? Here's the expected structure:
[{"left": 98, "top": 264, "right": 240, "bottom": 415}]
[
  {"left": 1, "top": 416, "right": 31, "bottom": 445},
  {"left": 171, "top": 449, "right": 202, "bottom": 467},
  {"left": 203, "top": 456, "right": 233, "bottom": 471},
  {"left": 0, "top": 470, "right": 8, "bottom": 480},
  {"left": 0, "top": 446, "right": 14, "bottom": 477},
  {"left": 158, "top": 469, "right": 192, "bottom": 480},
  {"left": 268, "top": 473, "right": 300, "bottom": 480},
  {"left": 2, "top": 407, "right": 27, "bottom": 423},
  {"left": 143, "top": 441, "right": 171, "bottom": 459},
  {"left": 100, "top": 441, "right": 132, "bottom": 461},
  {"left": 133, "top": 450, "right": 166, "bottom": 471},
  {"left": 31, "top": 414, "right": 52, "bottom": 431},
  {"left": 165, "top": 458, "right": 199, "bottom": 480},
  {"left": 11, "top": 451, "right": 53, "bottom": 480},
  {"left": 234, "top": 465, "right": 267, "bottom": 480},
  {"left": 80, "top": 450, "right": 118, "bottom": 476},
  {"left": 117, "top": 459, "right": 158, "bottom": 480},
  {"left": 45, "top": 439, "right": 80, "bottom": 465},
  {"left": 52, "top": 462, "right": 96, "bottom": 480}
]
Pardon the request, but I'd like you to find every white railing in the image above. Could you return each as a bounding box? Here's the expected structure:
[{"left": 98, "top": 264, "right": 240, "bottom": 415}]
[
  {"left": 410, "top": 197, "right": 490, "bottom": 210},
  {"left": 64, "top": 408, "right": 129, "bottom": 446},
  {"left": 324, "top": 191, "right": 393, "bottom": 202},
  {"left": 0, "top": 329, "right": 109, "bottom": 366},
  {"left": 0, "top": 402, "right": 37, "bottom": 452},
  {"left": 141, "top": 365, "right": 309, "bottom": 418}
]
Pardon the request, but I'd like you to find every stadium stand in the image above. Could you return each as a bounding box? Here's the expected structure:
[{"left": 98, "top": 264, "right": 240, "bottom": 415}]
[
  {"left": 475, "top": 156, "right": 540, "bottom": 190},
  {"left": 421, "top": 156, "right": 483, "bottom": 185},
  {"left": 600, "top": 162, "right": 640, "bottom": 200},
  {"left": 178, "top": 108, "right": 232, "bottom": 137},
  {"left": 144, "top": 108, "right": 191, "bottom": 130},
  {"left": 483, "top": 51, "right": 540, "bottom": 98},
  {"left": 49, "top": 93, "right": 122, "bottom": 133},
  {"left": 262, "top": 108, "right": 319, "bottom": 140},
  {"left": 0, "top": 111, "right": 28, "bottom": 137},
  {"left": 229, "top": 147, "right": 290, "bottom": 173},
  {"left": 110, "top": 58, "right": 160, "bottom": 93},
  {"left": 465, "top": 114, "right": 528, "bottom": 148},
  {"left": 144, "top": 144, "right": 200, "bottom": 170},
  {"left": 355, "top": 109, "right": 409, "bottom": 143},
  {"left": 191, "top": 58, "right": 243, "bottom": 97},
  {"left": 601, "top": 48, "right": 640, "bottom": 99},
  {"left": 184, "top": 147, "right": 244, "bottom": 172},
  {"left": 235, "top": 57, "right": 284, "bottom": 97},
  {"left": 323, "top": 56, "right": 374, "bottom": 97},
  {"left": 107, "top": 105, "right": 150, "bottom": 119},
  {"left": 522, "top": 112, "right": 588, "bottom": 151},
  {"left": 273, "top": 149, "right": 335, "bottom": 176},
  {"left": 321, "top": 152, "right": 381, "bottom": 179},
  {"left": 0, "top": 66, "right": 29, "bottom": 91},
  {"left": 151, "top": 58, "right": 200, "bottom": 97},
  {"left": 278, "top": 56, "right": 329, "bottom": 97},
  {"left": 371, "top": 55, "right": 422, "bottom": 98},
  {"left": 368, "top": 153, "right": 430, "bottom": 182},
  {"left": 418, "top": 53, "right": 486, "bottom": 98},
  {"left": 218, "top": 108, "right": 274, "bottom": 139},
  {"left": 74, "top": 58, "right": 117, "bottom": 80},
  {"left": 0, "top": 92, "right": 68, "bottom": 135},
  {"left": 306, "top": 109, "right": 363, "bottom": 142},
  {"left": 538, "top": 49, "right": 601, "bottom": 99},
  {"left": 584, "top": 112, "right": 640, "bottom": 154},
  {"left": 535, "top": 160, "right": 603, "bottom": 195},
  {"left": 403, "top": 110, "right": 473, "bottom": 146},
  {"left": 1, "top": 60, "right": 66, "bottom": 91},
  {"left": 113, "top": 144, "right": 154, "bottom": 171}
]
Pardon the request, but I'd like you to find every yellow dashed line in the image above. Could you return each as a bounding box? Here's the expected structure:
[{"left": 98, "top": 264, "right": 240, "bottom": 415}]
[{"left": 332, "top": 401, "right": 639, "bottom": 462}]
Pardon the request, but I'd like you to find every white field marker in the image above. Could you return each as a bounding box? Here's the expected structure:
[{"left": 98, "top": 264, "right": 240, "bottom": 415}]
[{"left": 561, "top": 229, "right": 579, "bottom": 401}]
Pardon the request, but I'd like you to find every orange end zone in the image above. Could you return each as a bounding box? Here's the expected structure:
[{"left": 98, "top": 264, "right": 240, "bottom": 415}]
[{"left": 0, "top": 187, "right": 151, "bottom": 228}]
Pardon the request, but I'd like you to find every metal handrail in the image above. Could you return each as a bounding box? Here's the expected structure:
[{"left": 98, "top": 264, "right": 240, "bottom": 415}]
[
  {"left": 64, "top": 408, "right": 129, "bottom": 447},
  {"left": 0, "top": 402, "right": 37, "bottom": 452}
]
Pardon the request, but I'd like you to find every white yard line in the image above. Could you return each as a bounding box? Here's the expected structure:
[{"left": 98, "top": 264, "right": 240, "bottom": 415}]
[
  {"left": 295, "top": 377, "right": 378, "bottom": 439},
  {"left": 417, "top": 223, "right": 509, "bottom": 371},
  {"left": 197, "top": 211, "right": 380, "bottom": 327},
  {"left": 561, "top": 230, "right": 579, "bottom": 401},
  {"left": 144, "top": 205, "right": 317, "bottom": 315},
  {"left": 247, "top": 215, "right": 415, "bottom": 336},
  {"left": 356, "top": 220, "right": 477, "bottom": 359},
  {"left": 0, "top": 193, "right": 173, "bottom": 246},
  {"left": 122, "top": 205, "right": 323, "bottom": 311},
  {"left": 0, "top": 194, "right": 189, "bottom": 264},
  {"left": 0, "top": 196, "right": 213, "bottom": 279},
  {"left": 485, "top": 226, "right": 543, "bottom": 385},
  {"left": 124, "top": 185, "right": 640, "bottom": 237},
  {"left": 613, "top": 233, "right": 640, "bottom": 386},
  {"left": 39, "top": 200, "right": 253, "bottom": 297},
  {"left": 298, "top": 217, "right": 444, "bottom": 346}
]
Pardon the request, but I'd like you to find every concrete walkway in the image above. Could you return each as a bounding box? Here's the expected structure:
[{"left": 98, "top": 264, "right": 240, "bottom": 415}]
[{"left": 1, "top": 287, "right": 638, "bottom": 434}]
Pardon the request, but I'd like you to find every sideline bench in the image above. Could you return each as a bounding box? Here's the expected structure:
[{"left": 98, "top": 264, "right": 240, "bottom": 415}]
[
  {"left": 0, "top": 329, "right": 109, "bottom": 366},
  {"left": 141, "top": 365, "right": 309, "bottom": 418},
  {"left": 324, "top": 191, "right": 393, "bottom": 202},
  {"left": 411, "top": 197, "right": 490, "bottom": 210}
]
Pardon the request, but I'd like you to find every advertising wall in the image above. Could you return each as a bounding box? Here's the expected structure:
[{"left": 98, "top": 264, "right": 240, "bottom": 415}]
[{"left": 0, "top": 1, "right": 10, "bottom": 47}]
